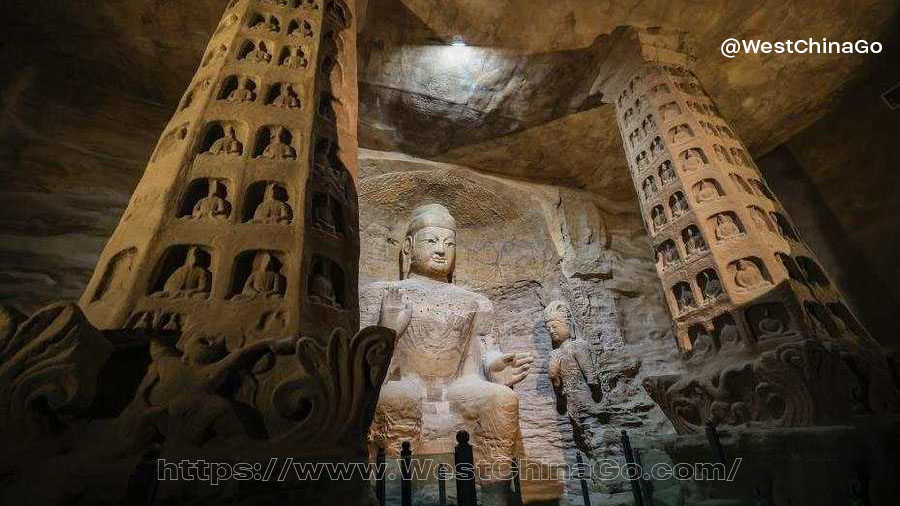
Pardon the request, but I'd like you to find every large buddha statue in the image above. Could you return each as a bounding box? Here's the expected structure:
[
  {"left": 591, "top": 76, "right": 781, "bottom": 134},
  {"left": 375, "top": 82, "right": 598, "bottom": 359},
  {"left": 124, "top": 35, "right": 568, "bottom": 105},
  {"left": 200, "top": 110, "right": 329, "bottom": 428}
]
[{"left": 361, "top": 204, "right": 533, "bottom": 506}]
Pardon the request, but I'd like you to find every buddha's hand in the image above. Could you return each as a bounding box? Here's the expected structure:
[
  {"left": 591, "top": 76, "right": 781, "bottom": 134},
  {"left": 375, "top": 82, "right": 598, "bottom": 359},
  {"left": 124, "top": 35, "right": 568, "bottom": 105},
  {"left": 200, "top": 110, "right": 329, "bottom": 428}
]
[
  {"left": 488, "top": 352, "right": 534, "bottom": 387},
  {"left": 378, "top": 287, "right": 411, "bottom": 337}
]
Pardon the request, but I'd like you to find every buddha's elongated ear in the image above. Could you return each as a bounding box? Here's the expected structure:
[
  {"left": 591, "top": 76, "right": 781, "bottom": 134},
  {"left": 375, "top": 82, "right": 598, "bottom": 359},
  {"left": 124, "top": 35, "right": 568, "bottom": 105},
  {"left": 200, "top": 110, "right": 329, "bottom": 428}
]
[{"left": 400, "top": 235, "right": 412, "bottom": 280}]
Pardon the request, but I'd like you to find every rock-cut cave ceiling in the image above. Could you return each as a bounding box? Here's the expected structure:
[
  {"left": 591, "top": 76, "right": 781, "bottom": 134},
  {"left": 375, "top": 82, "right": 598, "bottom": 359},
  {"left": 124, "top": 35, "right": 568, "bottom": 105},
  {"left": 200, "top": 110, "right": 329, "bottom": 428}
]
[
  {"left": 0, "top": 0, "right": 897, "bottom": 313},
  {"left": 4, "top": 0, "right": 897, "bottom": 200}
]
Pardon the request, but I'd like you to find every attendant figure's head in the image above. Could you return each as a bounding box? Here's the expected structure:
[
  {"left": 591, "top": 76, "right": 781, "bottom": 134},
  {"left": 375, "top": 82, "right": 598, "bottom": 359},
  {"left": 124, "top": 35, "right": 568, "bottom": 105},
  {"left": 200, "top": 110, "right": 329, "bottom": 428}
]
[
  {"left": 543, "top": 300, "right": 573, "bottom": 347},
  {"left": 402, "top": 203, "right": 457, "bottom": 283}
]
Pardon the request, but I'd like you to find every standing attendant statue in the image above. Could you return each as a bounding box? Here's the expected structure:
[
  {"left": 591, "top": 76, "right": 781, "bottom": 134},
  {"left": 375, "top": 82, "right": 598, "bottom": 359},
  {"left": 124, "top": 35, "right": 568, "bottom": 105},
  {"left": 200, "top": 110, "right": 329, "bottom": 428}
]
[{"left": 545, "top": 300, "right": 605, "bottom": 455}]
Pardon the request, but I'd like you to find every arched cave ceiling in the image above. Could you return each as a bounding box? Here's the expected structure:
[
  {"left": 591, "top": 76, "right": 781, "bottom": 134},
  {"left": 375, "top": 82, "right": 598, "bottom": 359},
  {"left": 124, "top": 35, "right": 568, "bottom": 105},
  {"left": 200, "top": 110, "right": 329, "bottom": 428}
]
[{"left": 2, "top": 0, "right": 898, "bottom": 205}]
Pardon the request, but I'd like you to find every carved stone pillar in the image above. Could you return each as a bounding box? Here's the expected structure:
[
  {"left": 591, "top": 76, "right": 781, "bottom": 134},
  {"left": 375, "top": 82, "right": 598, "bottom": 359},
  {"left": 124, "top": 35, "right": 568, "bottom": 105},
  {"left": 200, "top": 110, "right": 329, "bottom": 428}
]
[
  {"left": 591, "top": 27, "right": 898, "bottom": 432},
  {"left": 79, "top": 0, "right": 359, "bottom": 344}
]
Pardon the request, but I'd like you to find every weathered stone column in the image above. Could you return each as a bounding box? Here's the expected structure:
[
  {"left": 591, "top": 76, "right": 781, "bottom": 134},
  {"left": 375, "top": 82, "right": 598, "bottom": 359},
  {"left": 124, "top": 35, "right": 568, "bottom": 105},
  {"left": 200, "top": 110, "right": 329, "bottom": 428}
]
[
  {"left": 79, "top": 0, "right": 359, "bottom": 344},
  {"left": 591, "top": 27, "right": 897, "bottom": 432}
]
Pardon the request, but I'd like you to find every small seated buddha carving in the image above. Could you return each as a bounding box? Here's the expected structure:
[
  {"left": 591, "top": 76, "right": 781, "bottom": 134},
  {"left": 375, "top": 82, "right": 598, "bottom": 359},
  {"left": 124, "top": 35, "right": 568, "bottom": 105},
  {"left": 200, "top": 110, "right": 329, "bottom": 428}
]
[
  {"left": 757, "top": 309, "right": 786, "bottom": 338},
  {"left": 190, "top": 180, "right": 230, "bottom": 220},
  {"left": 684, "top": 227, "right": 707, "bottom": 255},
  {"left": 691, "top": 327, "right": 716, "bottom": 357},
  {"left": 263, "top": 17, "right": 280, "bottom": 33},
  {"left": 209, "top": 126, "right": 243, "bottom": 156},
  {"left": 235, "top": 252, "right": 285, "bottom": 300},
  {"left": 251, "top": 183, "right": 292, "bottom": 224},
  {"left": 251, "top": 15, "right": 279, "bottom": 33},
  {"left": 661, "top": 102, "right": 680, "bottom": 121},
  {"left": 206, "top": 44, "right": 228, "bottom": 66},
  {"left": 773, "top": 215, "right": 793, "bottom": 240},
  {"left": 312, "top": 197, "right": 338, "bottom": 233},
  {"left": 670, "top": 193, "right": 689, "bottom": 218},
  {"left": 282, "top": 46, "right": 308, "bottom": 68},
  {"left": 671, "top": 125, "right": 692, "bottom": 144},
  {"left": 750, "top": 207, "right": 771, "bottom": 231},
  {"left": 642, "top": 177, "right": 657, "bottom": 199},
  {"left": 651, "top": 207, "right": 667, "bottom": 229},
  {"left": 290, "top": 20, "right": 314, "bottom": 37},
  {"left": 714, "top": 145, "right": 730, "bottom": 163},
  {"left": 702, "top": 272, "right": 723, "bottom": 299},
  {"left": 272, "top": 84, "right": 300, "bottom": 108},
  {"left": 308, "top": 271, "right": 339, "bottom": 308},
  {"left": 260, "top": 127, "right": 297, "bottom": 160},
  {"left": 659, "top": 160, "right": 676, "bottom": 183},
  {"left": 683, "top": 148, "right": 705, "bottom": 171},
  {"left": 153, "top": 247, "right": 211, "bottom": 299},
  {"left": 676, "top": 285, "right": 696, "bottom": 312},
  {"left": 831, "top": 313, "right": 858, "bottom": 341},
  {"left": 734, "top": 259, "right": 765, "bottom": 290},
  {"left": 650, "top": 137, "right": 664, "bottom": 158},
  {"left": 636, "top": 152, "right": 648, "bottom": 168},
  {"left": 658, "top": 242, "right": 678, "bottom": 268},
  {"left": 695, "top": 180, "right": 719, "bottom": 202},
  {"left": 227, "top": 77, "right": 256, "bottom": 103},
  {"left": 717, "top": 319, "right": 741, "bottom": 348},
  {"left": 714, "top": 214, "right": 740, "bottom": 241},
  {"left": 253, "top": 43, "right": 273, "bottom": 64}
]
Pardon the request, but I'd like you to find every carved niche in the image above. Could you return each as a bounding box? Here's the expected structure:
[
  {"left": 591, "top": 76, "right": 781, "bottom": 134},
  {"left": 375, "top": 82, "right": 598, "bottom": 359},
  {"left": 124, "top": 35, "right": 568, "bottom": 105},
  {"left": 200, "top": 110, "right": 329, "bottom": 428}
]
[{"left": 91, "top": 247, "right": 137, "bottom": 302}]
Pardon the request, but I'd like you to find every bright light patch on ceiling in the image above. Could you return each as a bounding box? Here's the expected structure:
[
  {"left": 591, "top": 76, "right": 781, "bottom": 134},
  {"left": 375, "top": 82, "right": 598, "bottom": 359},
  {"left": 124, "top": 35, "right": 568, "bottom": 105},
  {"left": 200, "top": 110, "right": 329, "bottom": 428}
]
[{"left": 439, "top": 44, "right": 472, "bottom": 66}]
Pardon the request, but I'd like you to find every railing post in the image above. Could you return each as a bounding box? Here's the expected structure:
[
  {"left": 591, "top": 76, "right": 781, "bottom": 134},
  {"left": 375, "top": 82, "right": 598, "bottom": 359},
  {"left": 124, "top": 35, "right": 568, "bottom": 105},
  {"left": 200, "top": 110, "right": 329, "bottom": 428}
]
[
  {"left": 123, "top": 446, "right": 160, "bottom": 506},
  {"left": 511, "top": 457, "right": 524, "bottom": 506},
  {"left": 375, "top": 446, "right": 386, "bottom": 506},
  {"left": 454, "top": 430, "right": 477, "bottom": 506},
  {"left": 401, "top": 441, "right": 412, "bottom": 506},
  {"left": 754, "top": 473, "right": 775, "bottom": 506},
  {"left": 634, "top": 448, "right": 654, "bottom": 506},
  {"left": 704, "top": 421, "right": 728, "bottom": 466},
  {"left": 621, "top": 430, "right": 645, "bottom": 506},
  {"left": 575, "top": 451, "right": 591, "bottom": 506},
  {"left": 438, "top": 463, "right": 449, "bottom": 506}
]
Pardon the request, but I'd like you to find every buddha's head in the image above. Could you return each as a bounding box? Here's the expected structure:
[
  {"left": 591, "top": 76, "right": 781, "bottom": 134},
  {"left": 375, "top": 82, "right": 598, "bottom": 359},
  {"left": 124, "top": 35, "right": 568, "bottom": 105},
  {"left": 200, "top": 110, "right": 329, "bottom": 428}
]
[
  {"left": 186, "top": 246, "right": 201, "bottom": 267},
  {"left": 543, "top": 300, "right": 572, "bottom": 346},
  {"left": 253, "top": 251, "right": 272, "bottom": 271},
  {"left": 208, "top": 179, "right": 219, "bottom": 196},
  {"left": 402, "top": 203, "right": 457, "bottom": 283}
]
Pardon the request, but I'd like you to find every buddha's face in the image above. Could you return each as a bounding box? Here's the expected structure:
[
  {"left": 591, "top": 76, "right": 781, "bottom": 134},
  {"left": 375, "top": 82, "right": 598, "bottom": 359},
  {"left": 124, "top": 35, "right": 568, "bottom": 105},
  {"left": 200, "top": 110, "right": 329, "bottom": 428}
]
[
  {"left": 545, "top": 308, "right": 571, "bottom": 346},
  {"left": 407, "top": 226, "right": 456, "bottom": 281}
]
